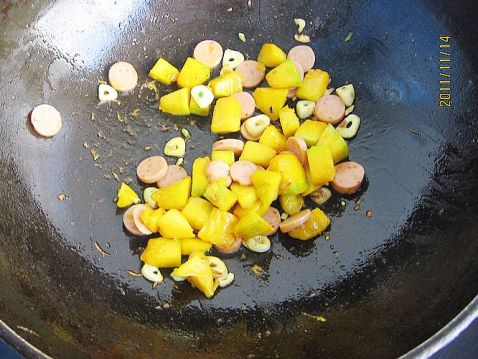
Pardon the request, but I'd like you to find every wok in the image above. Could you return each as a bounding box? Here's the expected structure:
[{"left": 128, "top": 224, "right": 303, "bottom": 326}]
[{"left": 1, "top": 0, "right": 478, "bottom": 358}]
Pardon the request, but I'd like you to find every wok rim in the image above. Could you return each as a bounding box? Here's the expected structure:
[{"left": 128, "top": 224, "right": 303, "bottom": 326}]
[{"left": 0, "top": 295, "right": 477, "bottom": 358}]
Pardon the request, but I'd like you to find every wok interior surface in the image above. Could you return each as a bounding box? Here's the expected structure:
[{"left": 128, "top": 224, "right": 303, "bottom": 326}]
[{"left": 1, "top": 0, "right": 478, "bottom": 358}]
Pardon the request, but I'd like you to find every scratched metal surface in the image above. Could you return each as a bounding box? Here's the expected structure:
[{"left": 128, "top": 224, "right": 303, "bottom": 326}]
[{"left": 0, "top": 0, "right": 478, "bottom": 358}]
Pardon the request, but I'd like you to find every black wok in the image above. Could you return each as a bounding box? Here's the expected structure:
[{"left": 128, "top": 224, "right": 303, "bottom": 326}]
[{"left": 1, "top": 0, "right": 478, "bottom": 358}]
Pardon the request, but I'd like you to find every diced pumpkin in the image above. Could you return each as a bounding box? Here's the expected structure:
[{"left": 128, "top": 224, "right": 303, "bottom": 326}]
[
  {"left": 152, "top": 176, "right": 191, "bottom": 210},
  {"left": 177, "top": 57, "right": 211, "bottom": 88},
  {"left": 288, "top": 208, "right": 331, "bottom": 240},
  {"left": 211, "top": 96, "right": 242, "bottom": 134},
  {"left": 208, "top": 71, "right": 243, "bottom": 97},
  {"left": 239, "top": 141, "right": 276, "bottom": 167},
  {"left": 294, "top": 120, "right": 327, "bottom": 147},
  {"left": 265, "top": 59, "right": 302, "bottom": 89},
  {"left": 279, "top": 194, "right": 304, "bottom": 215},
  {"left": 257, "top": 43, "right": 287, "bottom": 68},
  {"left": 302, "top": 165, "right": 321, "bottom": 196},
  {"left": 234, "top": 211, "right": 273, "bottom": 239},
  {"left": 268, "top": 152, "right": 308, "bottom": 195},
  {"left": 306, "top": 145, "right": 336, "bottom": 186},
  {"left": 116, "top": 182, "right": 140, "bottom": 208},
  {"left": 233, "top": 200, "right": 269, "bottom": 218},
  {"left": 140, "top": 237, "right": 182, "bottom": 268},
  {"left": 252, "top": 88, "right": 288, "bottom": 121},
  {"left": 181, "top": 197, "right": 214, "bottom": 231},
  {"left": 279, "top": 106, "right": 300, "bottom": 137},
  {"left": 251, "top": 169, "right": 281, "bottom": 208},
  {"left": 190, "top": 96, "right": 210, "bottom": 117},
  {"left": 198, "top": 208, "right": 238, "bottom": 247},
  {"left": 296, "top": 69, "right": 330, "bottom": 101},
  {"left": 140, "top": 207, "right": 165, "bottom": 233},
  {"left": 149, "top": 57, "right": 179, "bottom": 85},
  {"left": 159, "top": 88, "right": 191, "bottom": 115},
  {"left": 191, "top": 157, "right": 210, "bottom": 197},
  {"left": 211, "top": 150, "right": 235, "bottom": 166},
  {"left": 316, "top": 124, "right": 349, "bottom": 164},
  {"left": 158, "top": 209, "right": 194, "bottom": 239},
  {"left": 203, "top": 179, "right": 237, "bottom": 212},
  {"left": 172, "top": 253, "right": 219, "bottom": 298},
  {"left": 180, "top": 238, "right": 212, "bottom": 255},
  {"left": 259, "top": 125, "right": 287, "bottom": 152},
  {"left": 230, "top": 183, "right": 257, "bottom": 209}
]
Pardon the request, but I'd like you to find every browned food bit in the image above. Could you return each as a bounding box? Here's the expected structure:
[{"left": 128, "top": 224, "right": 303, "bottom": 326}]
[
  {"left": 108, "top": 61, "right": 138, "bottom": 92},
  {"left": 123, "top": 204, "right": 144, "bottom": 236},
  {"left": 287, "top": 45, "right": 316, "bottom": 72},
  {"left": 236, "top": 60, "right": 266, "bottom": 88},
  {"left": 132, "top": 204, "right": 153, "bottom": 235},
  {"left": 136, "top": 156, "right": 168, "bottom": 184},
  {"left": 230, "top": 160, "right": 259, "bottom": 186},
  {"left": 233, "top": 91, "right": 256, "bottom": 119},
  {"left": 262, "top": 207, "right": 281, "bottom": 236},
  {"left": 157, "top": 165, "right": 188, "bottom": 188},
  {"left": 366, "top": 210, "right": 373, "bottom": 218},
  {"left": 30, "top": 104, "right": 63, "bottom": 137},
  {"left": 212, "top": 139, "right": 245, "bottom": 156},
  {"left": 286, "top": 136, "right": 308, "bottom": 166},
  {"left": 314, "top": 95, "right": 346, "bottom": 124},
  {"left": 331, "top": 161, "right": 365, "bottom": 194},
  {"left": 240, "top": 122, "right": 261, "bottom": 141},
  {"left": 193, "top": 40, "right": 223, "bottom": 68},
  {"left": 214, "top": 236, "right": 243, "bottom": 254},
  {"left": 279, "top": 209, "right": 311, "bottom": 233}
]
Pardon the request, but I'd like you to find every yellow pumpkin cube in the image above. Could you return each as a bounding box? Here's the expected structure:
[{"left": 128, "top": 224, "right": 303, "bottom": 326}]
[
  {"left": 252, "top": 87, "right": 288, "bottom": 120},
  {"left": 159, "top": 88, "right": 190, "bottom": 115},
  {"left": 158, "top": 209, "right": 194, "bottom": 239},
  {"left": 316, "top": 124, "right": 349, "bottom": 164},
  {"left": 251, "top": 169, "right": 281, "bottom": 208},
  {"left": 233, "top": 211, "right": 273, "bottom": 239},
  {"left": 265, "top": 59, "right": 302, "bottom": 88},
  {"left": 306, "top": 145, "right": 336, "bottom": 186},
  {"left": 259, "top": 125, "right": 287, "bottom": 152},
  {"left": 181, "top": 197, "right": 214, "bottom": 231},
  {"left": 152, "top": 176, "right": 191, "bottom": 210},
  {"left": 279, "top": 194, "right": 304, "bottom": 215},
  {"left": 279, "top": 106, "right": 300, "bottom": 137},
  {"left": 289, "top": 208, "right": 331, "bottom": 240},
  {"left": 140, "top": 207, "right": 165, "bottom": 233},
  {"left": 294, "top": 120, "right": 327, "bottom": 147},
  {"left": 208, "top": 71, "right": 244, "bottom": 97},
  {"left": 233, "top": 200, "right": 269, "bottom": 218},
  {"left": 257, "top": 43, "right": 287, "bottom": 68},
  {"left": 148, "top": 57, "right": 179, "bottom": 85},
  {"left": 296, "top": 69, "right": 330, "bottom": 101},
  {"left": 230, "top": 183, "right": 258, "bottom": 209},
  {"left": 191, "top": 157, "right": 210, "bottom": 197},
  {"left": 211, "top": 96, "right": 242, "bottom": 134},
  {"left": 180, "top": 238, "right": 212, "bottom": 255},
  {"left": 268, "top": 152, "right": 308, "bottom": 195},
  {"left": 140, "top": 237, "right": 182, "bottom": 268},
  {"left": 172, "top": 253, "right": 219, "bottom": 298},
  {"left": 198, "top": 208, "right": 238, "bottom": 247},
  {"left": 203, "top": 179, "right": 237, "bottom": 212},
  {"left": 239, "top": 141, "right": 276, "bottom": 167},
  {"left": 177, "top": 57, "right": 211, "bottom": 88},
  {"left": 211, "top": 150, "right": 235, "bottom": 166}
]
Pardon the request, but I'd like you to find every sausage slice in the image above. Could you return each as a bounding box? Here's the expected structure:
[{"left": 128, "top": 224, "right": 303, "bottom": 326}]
[
  {"left": 331, "top": 161, "right": 365, "bottom": 194},
  {"left": 233, "top": 91, "right": 256, "bottom": 119},
  {"left": 108, "top": 61, "right": 138, "bottom": 92},
  {"left": 287, "top": 45, "right": 315, "bottom": 72},
  {"left": 236, "top": 60, "right": 266, "bottom": 88},
  {"left": 136, "top": 156, "right": 168, "bottom": 184},
  {"left": 123, "top": 204, "right": 143, "bottom": 236},
  {"left": 212, "top": 139, "right": 245, "bottom": 156},
  {"left": 193, "top": 40, "right": 223, "bottom": 68},
  {"left": 279, "top": 209, "right": 311, "bottom": 233},
  {"left": 30, "top": 104, "right": 62, "bottom": 137},
  {"left": 230, "top": 160, "right": 258, "bottom": 186},
  {"left": 262, "top": 207, "right": 281, "bottom": 236},
  {"left": 286, "top": 136, "right": 308, "bottom": 166},
  {"left": 157, "top": 165, "right": 187, "bottom": 188},
  {"left": 314, "top": 95, "right": 346, "bottom": 124}
]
